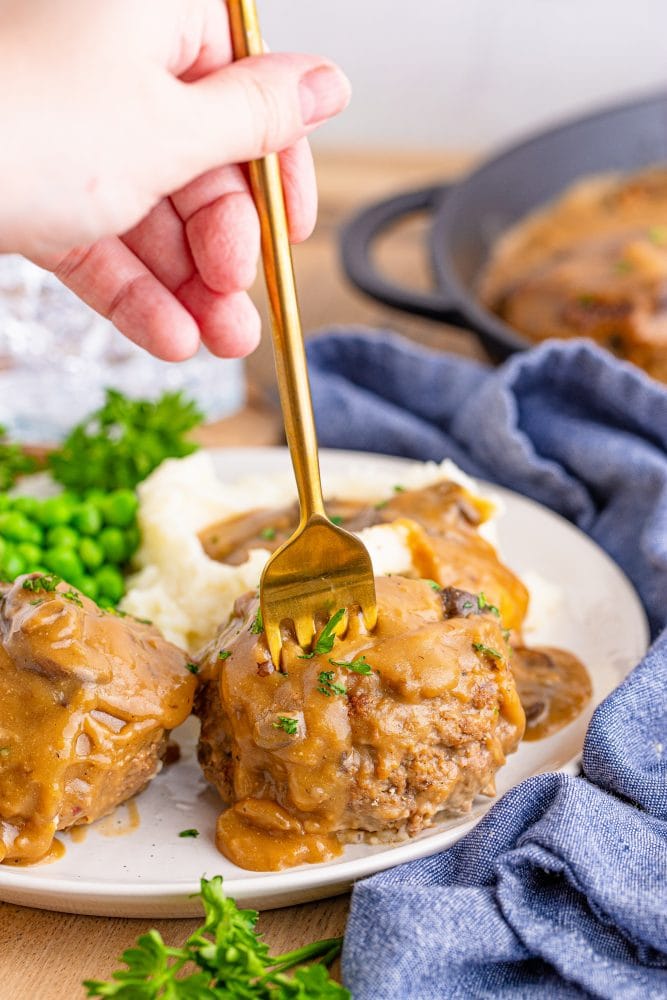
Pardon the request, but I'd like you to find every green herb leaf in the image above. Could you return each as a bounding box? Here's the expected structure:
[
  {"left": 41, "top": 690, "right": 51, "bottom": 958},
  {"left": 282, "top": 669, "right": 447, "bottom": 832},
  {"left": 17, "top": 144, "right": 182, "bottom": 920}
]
[
  {"left": 186, "top": 662, "right": 199, "bottom": 675},
  {"left": 424, "top": 579, "right": 441, "bottom": 592},
  {"left": 260, "top": 527, "right": 276, "bottom": 541},
  {"left": 22, "top": 573, "right": 61, "bottom": 593},
  {"left": 393, "top": 484, "right": 405, "bottom": 493},
  {"left": 312, "top": 609, "right": 345, "bottom": 656},
  {"left": 178, "top": 829, "right": 199, "bottom": 839},
  {"left": 250, "top": 607, "right": 263, "bottom": 635},
  {"left": 317, "top": 670, "right": 347, "bottom": 697},
  {"left": 330, "top": 515, "right": 344, "bottom": 526},
  {"left": 83, "top": 875, "right": 348, "bottom": 998},
  {"left": 477, "top": 592, "right": 500, "bottom": 617},
  {"left": 218, "top": 650, "right": 231, "bottom": 661},
  {"left": 473, "top": 641, "right": 503, "bottom": 660},
  {"left": 273, "top": 716, "right": 299, "bottom": 736},
  {"left": 0, "top": 426, "right": 37, "bottom": 492},
  {"left": 328, "top": 655, "right": 373, "bottom": 676},
  {"left": 49, "top": 389, "right": 203, "bottom": 493}
]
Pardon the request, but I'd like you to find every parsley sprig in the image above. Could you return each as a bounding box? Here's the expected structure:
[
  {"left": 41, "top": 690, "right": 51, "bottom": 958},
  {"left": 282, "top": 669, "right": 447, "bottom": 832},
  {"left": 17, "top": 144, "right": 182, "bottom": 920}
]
[
  {"left": 328, "top": 655, "right": 372, "bottom": 676},
  {"left": 273, "top": 716, "right": 299, "bottom": 736},
  {"left": 473, "top": 641, "right": 503, "bottom": 660},
  {"left": 299, "top": 609, "right": 345, "bottom": 659},
  {"left": 317, "top": 671, "right": 347, "bottom": 697},
  {"left": 0, "top": 426, "right": 37, "bottom": 491},
  {"left": 49, "top": 389, "right": 203, "bottom": 493},
  {"left": 83, "top": 876, "right": 348, "bottom": 998}
]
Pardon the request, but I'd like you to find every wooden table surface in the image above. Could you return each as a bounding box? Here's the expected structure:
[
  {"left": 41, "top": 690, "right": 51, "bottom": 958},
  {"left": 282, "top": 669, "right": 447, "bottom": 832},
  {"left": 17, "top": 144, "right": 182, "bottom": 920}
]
[{"left": 0, "top": 148, "right": 489, "bottom": 1000}]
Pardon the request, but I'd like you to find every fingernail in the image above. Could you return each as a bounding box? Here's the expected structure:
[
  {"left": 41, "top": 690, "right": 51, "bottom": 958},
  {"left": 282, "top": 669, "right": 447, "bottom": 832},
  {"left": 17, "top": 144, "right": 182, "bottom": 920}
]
[{"left": 299, "top": 65, "right": 351, "bottom": 126}]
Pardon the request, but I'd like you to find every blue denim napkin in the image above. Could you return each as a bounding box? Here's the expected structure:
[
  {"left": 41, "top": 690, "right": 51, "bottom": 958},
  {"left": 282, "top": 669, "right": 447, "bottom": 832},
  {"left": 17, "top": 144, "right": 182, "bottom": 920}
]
[{"left": 307, "top": 333, "right": 667, "bottom": 999}]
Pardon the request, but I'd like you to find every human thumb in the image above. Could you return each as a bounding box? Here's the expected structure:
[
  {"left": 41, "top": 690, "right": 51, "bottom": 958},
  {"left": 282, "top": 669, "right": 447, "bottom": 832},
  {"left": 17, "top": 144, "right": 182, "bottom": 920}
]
[{"left": 166, "top": 52, "right": 350, "bottom": 185}]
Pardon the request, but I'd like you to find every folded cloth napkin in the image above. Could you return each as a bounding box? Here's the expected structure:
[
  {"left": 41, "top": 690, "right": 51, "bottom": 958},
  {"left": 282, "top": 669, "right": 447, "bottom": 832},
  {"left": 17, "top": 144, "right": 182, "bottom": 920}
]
[{"left": 306, "top": 333, "right": 667, "bottom": 1000}]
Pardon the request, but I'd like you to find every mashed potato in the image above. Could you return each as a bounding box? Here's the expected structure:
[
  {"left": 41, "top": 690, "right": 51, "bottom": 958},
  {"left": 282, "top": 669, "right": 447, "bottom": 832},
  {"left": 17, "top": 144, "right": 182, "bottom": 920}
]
[{"left": 121, "top": 452, "right": 500, "bottom": 652}]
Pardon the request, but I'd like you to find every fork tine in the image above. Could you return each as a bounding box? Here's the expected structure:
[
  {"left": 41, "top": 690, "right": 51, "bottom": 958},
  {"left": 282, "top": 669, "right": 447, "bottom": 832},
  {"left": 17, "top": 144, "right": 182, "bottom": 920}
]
[
  {"left": 294, "top": 615, "right": 315, "bottom": 650},
  {"left": 264, "top": 619, "right": 283, "bottom": 671}
]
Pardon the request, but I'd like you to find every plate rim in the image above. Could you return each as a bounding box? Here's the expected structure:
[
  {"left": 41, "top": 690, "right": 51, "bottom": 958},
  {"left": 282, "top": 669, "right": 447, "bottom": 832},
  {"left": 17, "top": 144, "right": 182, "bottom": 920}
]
[{"left": 0, "top": 446, "right": 650, "bottom": 912}]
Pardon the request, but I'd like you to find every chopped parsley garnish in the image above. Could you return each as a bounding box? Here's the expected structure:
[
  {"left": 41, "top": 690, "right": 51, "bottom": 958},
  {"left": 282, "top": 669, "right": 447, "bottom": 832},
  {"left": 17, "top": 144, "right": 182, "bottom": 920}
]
[
  {"left": 373, "top": 499, "right": 389, "bottom": 510},
  {"left": 186, "top": 662, "right": 199, "bottom": 675},
  {"left": 49, "top": 389, "right": 203, "bottom": 493},
  {"left": 273, "top": 716, "right": 299, "bottom": 736},
  {"left": 477, "top": 592, "right": 500, "bottom": 616},
  {"left": 473, "top": 641, "right": 503, "bottom": 660},
  {"left": 424, "top": 579, "right": 441, "bottom": 591},
  {"left": 29, "top": 599, "right": 44, "bottom": 606},
  {"left": 462, "top": 600, "right": 475, "bottom": 610},
  {"left": 393, "top": 484, "right": 405, "bottom": 493},
  {"left": 330, "top": 515, "right": 344, "bottom": 526},
  {"left": 0, "top": 748, "right": 9, "bottom": 758},
  {"left": 83, "top": 875, "right": 348, "bottom": 998},
  {"left": 250, "top": 607, "right": 264, "bottom": 634},
  {"left": 299, "top": 608, "right": 346, "bottom": 658},
  {"left": 329, "top": 655, "right": 373, "bottom": 676},
  {"left": 63, "top": 590, "right": 83, "bottom": 607},
  {"left": 0, "top": 426, "right": 37, "bottom": 491},
  {"left": 22, "top": 573, "right": 61, "bottom": 593},
  {"left": 260, "top": 527, "right": 276, "bottom": 541},
  {"left": 178, "top": 828, "right": 199, "bottom": 839},
  {"left": 317, "top": 670, "right": 347, "bottom": 697},
  {"left": 218, "top": 650, "right": 231, "bottom": 661}
]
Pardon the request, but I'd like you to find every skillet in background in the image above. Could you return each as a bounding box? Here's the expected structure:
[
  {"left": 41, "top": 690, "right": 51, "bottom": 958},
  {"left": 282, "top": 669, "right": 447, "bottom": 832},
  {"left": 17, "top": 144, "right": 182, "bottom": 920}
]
[{"left": 341, "top": 92, "right": 667, "bottom": 360}]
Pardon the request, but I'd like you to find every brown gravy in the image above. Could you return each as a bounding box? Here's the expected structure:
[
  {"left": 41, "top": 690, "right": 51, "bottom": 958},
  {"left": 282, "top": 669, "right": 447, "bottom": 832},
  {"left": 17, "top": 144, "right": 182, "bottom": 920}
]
[
  {"left": 512, "top": 645, "right": 592, "bottom": 741},
  {"left": 200, "top": 483, "right": 590, "bottom": 750},
  {"left": 479, "top": 167, "right": 667, "bottom": 383}
]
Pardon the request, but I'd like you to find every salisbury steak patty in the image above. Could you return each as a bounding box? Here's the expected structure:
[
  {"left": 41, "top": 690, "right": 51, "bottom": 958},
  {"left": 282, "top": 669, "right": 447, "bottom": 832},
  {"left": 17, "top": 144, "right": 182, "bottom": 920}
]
[
  {"left": 0, "top": 575, "right": 195, "bottom": 863},
  {"left": 196, "top": 575, "right": 525, "bottom": 871}
]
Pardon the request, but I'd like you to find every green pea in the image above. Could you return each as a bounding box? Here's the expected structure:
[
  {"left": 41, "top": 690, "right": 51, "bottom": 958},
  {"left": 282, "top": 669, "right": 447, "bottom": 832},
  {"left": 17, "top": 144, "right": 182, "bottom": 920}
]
[
  {"left": 77, "top": 575, "right": 99, "bottom": 601},
  {"left": 79, "top": 537, "right": 104, "bottom": 570},
  {"left": 94, "top": 565, "right": 125, "bottom": 603},
  {"left": 84, "top": 488, "right": 106, "bottom": 503},
  {"left": 73, "top": 503, "right": 102, "bottom": 536},
  {"left": 17, "top": 542, "right": 43, "bottom": 567},
  {"left": 99, "top": 527, "right": 126, "bottom": 564},
  {"left": 37, "top": 496, "right": 75, "bottom": 527},
  {"left": 46, "top": 525, "right": 79, "bottom": 549},
  {"left": 44, "top": 547, "right": 84, "bottom": 582},
  {"left": 12, "top": 496, "right": 40, "bottom": 518},
  {"left": 0, "top": 495, "right": 11, "bottom": 511},
  {"left": 3, "top": 551, "right": 25, "bottom": 579},
  {"left": 124, "top": 524, "right": 141, "bottom": 557},
  {"left": 101, "top": 490, "right": 138, "bottom": 528},
  {"left": 0, "top": 511, "right": 42, "bottom": 543}
]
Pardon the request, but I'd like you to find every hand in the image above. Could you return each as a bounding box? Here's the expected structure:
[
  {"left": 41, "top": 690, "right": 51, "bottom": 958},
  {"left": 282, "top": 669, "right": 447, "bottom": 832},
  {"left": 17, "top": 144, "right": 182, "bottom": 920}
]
[{"left": 0, "top": 0, "right": 350, "bottom": 360}]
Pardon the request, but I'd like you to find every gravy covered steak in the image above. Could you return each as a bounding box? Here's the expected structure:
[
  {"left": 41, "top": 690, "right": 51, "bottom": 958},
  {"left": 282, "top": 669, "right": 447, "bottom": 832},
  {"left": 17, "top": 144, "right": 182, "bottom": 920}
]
[
  {"left": 196, "top": 576, "right": 526, "bottom": 872},
  {"left": 195, "top": 479, "right": 591, "bottom": 871},
  {"left": 480, "top": 167, "right": 667, "bottom": 382},
  {"left": 0, "top": 574, "right": 195, "bottom": 863}
]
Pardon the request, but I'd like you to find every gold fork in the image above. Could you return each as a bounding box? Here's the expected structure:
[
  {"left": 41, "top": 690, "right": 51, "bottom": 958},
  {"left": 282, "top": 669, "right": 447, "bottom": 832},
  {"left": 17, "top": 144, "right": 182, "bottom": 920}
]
[{"left": 228, "top": 0, "right": 377, "bottom": 668}]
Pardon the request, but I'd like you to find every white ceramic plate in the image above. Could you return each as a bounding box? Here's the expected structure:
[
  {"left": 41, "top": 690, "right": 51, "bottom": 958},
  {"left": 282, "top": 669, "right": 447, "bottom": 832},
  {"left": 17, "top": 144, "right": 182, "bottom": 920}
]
[{"left": 0, "top": 448, "right": 649, "bottom": 917}]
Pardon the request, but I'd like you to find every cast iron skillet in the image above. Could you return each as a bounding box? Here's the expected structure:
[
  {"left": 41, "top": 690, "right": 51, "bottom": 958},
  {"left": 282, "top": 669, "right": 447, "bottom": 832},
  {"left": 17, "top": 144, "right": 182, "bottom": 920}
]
[{"left": 341, "top": 92, "right": 667, "bottom": 360}]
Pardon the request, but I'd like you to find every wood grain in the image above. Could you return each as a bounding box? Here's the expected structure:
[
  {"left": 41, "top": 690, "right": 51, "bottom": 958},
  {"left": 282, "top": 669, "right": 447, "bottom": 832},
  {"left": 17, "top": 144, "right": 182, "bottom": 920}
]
[{"left": 0, "top": 148, "right": 484, "bottom": 1000}]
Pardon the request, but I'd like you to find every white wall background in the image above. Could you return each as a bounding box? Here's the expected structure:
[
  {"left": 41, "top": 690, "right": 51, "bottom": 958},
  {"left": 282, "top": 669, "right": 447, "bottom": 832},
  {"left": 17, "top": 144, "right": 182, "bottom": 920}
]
[{"left": 259, "top": 0, "right": 667, "bottom": 153}]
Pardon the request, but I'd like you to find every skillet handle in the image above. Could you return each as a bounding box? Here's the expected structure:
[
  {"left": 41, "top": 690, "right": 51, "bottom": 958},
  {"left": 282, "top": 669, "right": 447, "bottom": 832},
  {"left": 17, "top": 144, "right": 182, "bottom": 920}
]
[{"left": 340, "top": 185, "right": 463, "bottom": 322}]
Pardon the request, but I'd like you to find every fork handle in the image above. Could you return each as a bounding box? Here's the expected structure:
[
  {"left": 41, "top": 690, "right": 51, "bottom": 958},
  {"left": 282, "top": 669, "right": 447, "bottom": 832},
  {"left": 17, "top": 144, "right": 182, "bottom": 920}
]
[{"left": 228, "top": 0, "right": 326, "bottom": 522}]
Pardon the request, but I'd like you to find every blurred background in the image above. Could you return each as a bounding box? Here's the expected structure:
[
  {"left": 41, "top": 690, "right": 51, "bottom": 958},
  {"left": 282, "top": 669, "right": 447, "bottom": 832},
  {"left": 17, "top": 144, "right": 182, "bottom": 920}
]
[{"left": 260, "top": 0, "right": 666, "bottom": 151}]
